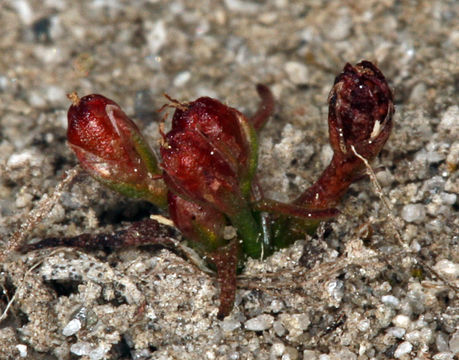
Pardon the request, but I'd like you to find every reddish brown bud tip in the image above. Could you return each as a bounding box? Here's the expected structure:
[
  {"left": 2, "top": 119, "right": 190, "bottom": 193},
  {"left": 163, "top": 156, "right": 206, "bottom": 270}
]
[
  {"left": 160, "top": 97, "right": 258, "bottom": 214},
  {"left": 67, "top": 94, "right": 167, "bottom": 206},
  {"left": 170, "top": 97, "right": 250, "bottom": 167},
  {"left": 328, "top": 61, "right": 394, "bottom": 160},
  {"left": 68, "top": 94, "right": 125, "bottom": 160},
  {"left": 161, "top": 128, "right": 241, "bottom": 214}
]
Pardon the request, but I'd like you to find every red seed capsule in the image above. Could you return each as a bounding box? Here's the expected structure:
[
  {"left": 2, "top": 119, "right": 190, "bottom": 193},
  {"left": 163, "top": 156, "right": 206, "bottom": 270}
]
[
  {"left": 328, "top": 61, "right": 394, "bottom": 160},
  {"left": 295, "top": 61, "right": 394, "bottom": 208}
]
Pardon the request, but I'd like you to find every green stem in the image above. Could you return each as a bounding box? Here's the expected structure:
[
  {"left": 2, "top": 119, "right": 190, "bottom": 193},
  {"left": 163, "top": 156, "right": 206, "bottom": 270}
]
[
  {"left": 228, "top": 206, "right": 263, "bottom": 259},
  {"left": 271, "top": 216, "right": 320, "bottom": 250},
  {"left": 253, "top": 198, "right": 339, "bottom": 220}
]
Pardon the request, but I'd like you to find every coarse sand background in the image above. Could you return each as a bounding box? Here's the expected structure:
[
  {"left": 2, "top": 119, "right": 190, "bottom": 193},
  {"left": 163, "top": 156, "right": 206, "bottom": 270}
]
[{"left": 0, "top": 1, "right": 458, "bottom": 359}]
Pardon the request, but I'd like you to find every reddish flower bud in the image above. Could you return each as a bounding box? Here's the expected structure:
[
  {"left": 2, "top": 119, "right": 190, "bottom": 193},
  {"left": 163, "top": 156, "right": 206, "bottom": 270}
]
[
  {"left": 160, "top": 97, "right": 258, "bottom": 214},
  {"left": 160, "top": 96, "right": 263, "bottom": 259},
  {"left": 161, "top": 128, "right": 243, "bottom": 214},
  {"left": 67, "top": 93, "right": 167, "bottom": 207},
  {"left": 168, "top": 192, "right": 227, "bottom": 253},
  {"left": 328, "top": 61, "right": 394, "bottom": 160}
]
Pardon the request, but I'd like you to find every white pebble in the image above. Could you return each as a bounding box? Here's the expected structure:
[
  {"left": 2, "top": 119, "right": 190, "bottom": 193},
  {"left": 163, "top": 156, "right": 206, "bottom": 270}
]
[
  {"left": 427, "top": 151, "right": 445, "bottom": 163},
  {"left": 7, "top": 151, "right": 41, "bottom": 168},
  {"left": 292, "top": 314, "right": 311, "bottom": 330},
  {"left": 223, "top": 226, "right": 238, "bottom": 240},
  {"left": 392, "top": 314, "right": 411, "bottom": 329},
  {"left": 439, "top": 106, "right": 459, "bottom": 133},
  {"left": 331, "top": 349, "right": 357, "bottom": 360},
  {"left": 89, "top": 346, "right": 110, "bottom": 360},
  {"left": 434, "top": 259, "right": 459, "bottom": 279},
  {"left": 410, "top": 240, "right": 421, "bottom": 252},
  {"left": 381, "top": 295, "right": 400, "bottom": 308},
  {"left": 376, "top": 169, "right": 394, "bottom": 187},
  {"left": 71, "top": 342, "right": 92, "bottom": 356},
  {"left": 12, "top": 0, "right": 33, "bottom": 25},
  {"left": 15, "top": 344, "right": 27, "bottom": 358},
  {"left": 224, "top": 0, "right": 260, "bottom": 13},
  {"left": 446, "top": 142, "right": 459, "bottom": 167},
  {"left": 320, "top": 145, "right": 333, "bottom": 166},
  {"left": 401, "top": 204, "right": 426, "bottom": 223},
  {"left": 28, "top": 90, "right": 47, "bottom": 108},
  {"left": 15, "top": 193, "right": 33, "bottom": 208},
  {"left": 405, "top": 330, "right": 421, "bottom": 343},
  {"left": 270, "top": 299, "right": 284, "bottom": 313},
  {"left": 449, "top": 330, "right": 459, "bottom": 354},
  {"left": 284, "top": 346, "right": 299, "bottom": 360},
  {"left": 357, "top": 319, "right": 370, "bottom": 332},
  {"left": 436, "top": 333, "right": 450, "bottom": 352},
  {"left": 303, "top": 350, "right": 318, "bottom": 360},
  {"left": 449, "top": 30, "right": 459, "bottom": 46},
  {"left": 273, "top": 320, "right": 286, "bottom": 337},
  {"left": 424, "top": 142, "right": 445, "bottom": 163},
  {"left": 245, "top": 314, "right": 274, "bottom": 331},
  {"left": 0, "top": 76, "right": 9, "bottom": 91},
  {"left": 221, "top": 318, "right": 241, "bottom": 332},
  {"left": 409, "top": 83, "right": 426, "bottom": 104},
  {"left": 173, "top": 71, "right": 191, "bottom": 87},
  {"left": 145, "top": 20, "right": 166, "bottom": 55},
  {"left": 387, "top": 327, "right": 406, "bottom": 339},
  {"left": 432, "top": 352, "right": 455, "bottom": 360},
  {"left": 63, "top": 319, "right": 82, "bottom": 336},
  {"left": 33, "top": 46, "right": 66, "bottom": 65},
  {"left": 271, "top": 342, "right": 285, "bottom": 356},
  {"left": 326, "top": 9, "right": 351, "bottom": 40},
  {"left": 70, "top": 342, "right": 109, "bottom": 360},
  {"left": 394, "top": 341, "right": 412, "bottom": 358},
  {"left": 258, "top": 12, "right": 278, "bottom": 25},
  {"left": 327, "top": 280, "right": 344, "bottom": 304},
  {"left": 285, "top": 61, "right": 309, "bottom": 85},
  {"left": 440, "top": 192, "right": 457, "bottom": 206},
  {"left": 46, "top": 85, "right": 67, "bottom": 105}
]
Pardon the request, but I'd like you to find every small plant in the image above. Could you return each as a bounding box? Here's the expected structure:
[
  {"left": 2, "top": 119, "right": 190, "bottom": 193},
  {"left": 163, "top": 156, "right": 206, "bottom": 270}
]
[{"left": 22, "top": 61, "right": 394, "bottom": 319}]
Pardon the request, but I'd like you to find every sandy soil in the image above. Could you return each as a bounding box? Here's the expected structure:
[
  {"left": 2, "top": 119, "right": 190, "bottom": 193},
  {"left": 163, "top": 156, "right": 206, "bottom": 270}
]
[{"left": 0, "top": 1, "right": 457, "bottom": 359}]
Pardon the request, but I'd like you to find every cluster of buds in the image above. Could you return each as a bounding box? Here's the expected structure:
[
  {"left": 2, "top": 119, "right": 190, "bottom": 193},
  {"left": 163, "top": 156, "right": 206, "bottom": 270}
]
[{"left": 64, "top": 61, "right": 394, "bottom": 318}]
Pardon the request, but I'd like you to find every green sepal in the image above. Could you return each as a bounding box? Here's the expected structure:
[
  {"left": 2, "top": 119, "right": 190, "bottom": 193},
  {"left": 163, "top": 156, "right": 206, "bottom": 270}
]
[
  {"left": 130, "top": 131, "right": 162, "bottom": 176},
  {"left": 236, "top": 112, "right": 259, "bottom": 200},
  {"left": 95, "top": 176, "right": 168, "bottom": 209}
]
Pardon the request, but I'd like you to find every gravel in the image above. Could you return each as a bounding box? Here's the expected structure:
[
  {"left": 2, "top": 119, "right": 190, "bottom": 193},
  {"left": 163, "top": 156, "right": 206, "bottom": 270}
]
[{"left": 0, "top": 0, "right": 458, "bottom": 359}]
